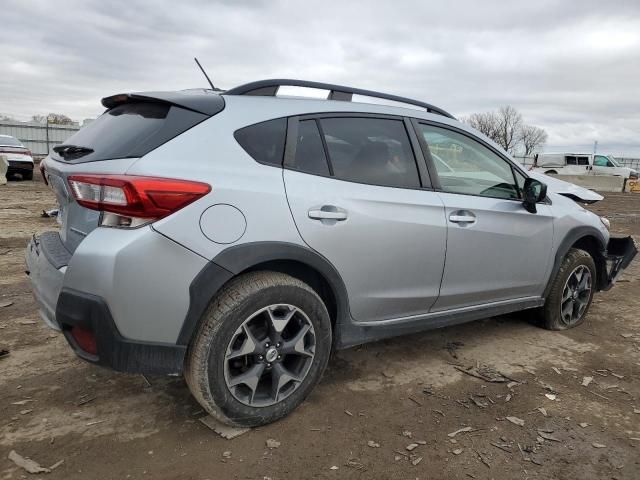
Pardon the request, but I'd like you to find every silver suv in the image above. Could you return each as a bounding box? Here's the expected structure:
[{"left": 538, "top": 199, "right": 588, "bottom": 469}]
[{"left": 27, "top": 80, "right": 636, "bottom": 427}]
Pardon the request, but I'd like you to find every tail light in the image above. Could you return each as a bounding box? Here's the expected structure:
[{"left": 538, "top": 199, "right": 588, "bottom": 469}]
[
  {"left": 67, "top": 174, "right": 211, "bottom": 228},
  {"left": 0, "top": 148, "right": 30, "bottom": 155}
]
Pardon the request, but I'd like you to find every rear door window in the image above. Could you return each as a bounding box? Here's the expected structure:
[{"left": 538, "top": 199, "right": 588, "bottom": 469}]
[
  {"left": 318, "top": 117, "right": 421, "bottom": 188},
  {"left": 51, "top": 102, "right": 208, "bottom": 163}
]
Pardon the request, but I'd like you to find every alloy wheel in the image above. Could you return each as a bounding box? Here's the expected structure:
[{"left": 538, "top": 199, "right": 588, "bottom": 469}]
[
  {"left": 223, "top": 304, "right": 316, "bottom": 407},
  {"left": 560, "top": 265, "right": 592, "bottom": 326}
]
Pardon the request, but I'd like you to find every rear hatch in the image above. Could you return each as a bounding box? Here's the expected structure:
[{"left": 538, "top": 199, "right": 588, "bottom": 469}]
[{"left": 42, "top": 90, "right": 224, "bottom": 253}]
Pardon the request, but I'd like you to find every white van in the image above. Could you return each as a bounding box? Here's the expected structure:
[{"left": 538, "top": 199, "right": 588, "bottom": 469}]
[{"left": 533, "top": 153, "right": 638, "bottom": 180}]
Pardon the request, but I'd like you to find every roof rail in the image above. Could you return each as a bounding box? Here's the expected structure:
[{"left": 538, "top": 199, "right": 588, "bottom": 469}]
[{"left": 223, "top": 79, "right": 456, "bottom": 119}]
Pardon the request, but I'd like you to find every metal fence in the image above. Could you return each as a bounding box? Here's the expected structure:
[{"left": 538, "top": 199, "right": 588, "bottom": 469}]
[
  {"left": 618, "top": 157, "right": 640, "bottom": 170},
  {"left": 0, "top": 120, "right": 80, "bottom": 158}
]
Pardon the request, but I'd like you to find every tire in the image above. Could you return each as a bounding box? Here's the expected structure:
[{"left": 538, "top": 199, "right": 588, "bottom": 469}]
[
  {"left": 23, "top": 171, "right": 33, "bottom": 181},
  {"left": 537, "top": 248, "right": 596, "bottom": 330},
  {"left": 185, "top": 271, "right": 332, "bottom": 427},
  {"left": 545, "top": 170, "right": 558, "bottom": 175}
]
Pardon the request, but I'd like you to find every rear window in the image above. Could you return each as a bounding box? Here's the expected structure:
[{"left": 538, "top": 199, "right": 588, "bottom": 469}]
[
  {"left": 234, "top": 118, "right": 287, "bottom": 166},
  {"left": 0, "top": 136, "right": 23, "bottom": 147},
  {"left": 50, "top": 102, "right": 208, "bottom": 163}
]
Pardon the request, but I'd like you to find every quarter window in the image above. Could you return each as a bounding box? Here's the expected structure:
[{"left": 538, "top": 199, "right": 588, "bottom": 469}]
[
  {"left": 234, "top": 118, "right": 287, "bottom": 166},
  {"left": 319, "top": 117, "right": 420, "bottom": 188},
  {"left": 418, "top": 124, "right": 521, "bottom": 199}
]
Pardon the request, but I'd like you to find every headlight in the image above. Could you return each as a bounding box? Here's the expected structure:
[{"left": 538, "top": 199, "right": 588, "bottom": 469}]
[{"left": 600, "top": 217, "right": 610, "bottom": 230}]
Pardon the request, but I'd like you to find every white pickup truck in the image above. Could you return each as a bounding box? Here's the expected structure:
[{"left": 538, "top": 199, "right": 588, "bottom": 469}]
[{"left": 532, "top": 153, "right": 638, "bottom": 180}]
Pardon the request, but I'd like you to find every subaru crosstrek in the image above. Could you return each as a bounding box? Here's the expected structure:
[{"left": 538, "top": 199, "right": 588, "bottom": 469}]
[{"left": 26, "top": 80, "right": 637, "bottom": 426}]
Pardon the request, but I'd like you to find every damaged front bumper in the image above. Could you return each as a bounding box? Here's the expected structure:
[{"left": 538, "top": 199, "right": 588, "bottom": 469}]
[{"left": 603, "top": 236, "right": 637, "bottom": 290}]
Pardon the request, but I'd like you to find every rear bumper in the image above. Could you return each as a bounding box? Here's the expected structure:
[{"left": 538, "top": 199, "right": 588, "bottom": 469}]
[
  {"left": 56, "top": 288, "right": 186, "bottom": 374},
  {"left": 8, "top": 160, "right": 34, "bottom": 174},
  {"left": 26, "top": 231, "right": 189, "bottom": 374},
  {"left": 603, "top": 236, "right": 637, "bottom": 290}
]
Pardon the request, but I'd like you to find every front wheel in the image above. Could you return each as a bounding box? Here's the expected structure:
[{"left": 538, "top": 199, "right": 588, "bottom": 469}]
[
  {"left": 538, "top": 248, "right": 596, "bottom": 330},
  {"left": 185, "top": 271, "right": 332, "bottom": 427}
]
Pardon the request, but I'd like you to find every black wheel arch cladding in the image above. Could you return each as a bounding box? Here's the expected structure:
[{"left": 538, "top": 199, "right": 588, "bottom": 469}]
[
  {"left": 543, "top": 226, "right": 607, "bottom": 298},
  {"left": 177, "top": 242, "right": 351, "bottom": 347}
]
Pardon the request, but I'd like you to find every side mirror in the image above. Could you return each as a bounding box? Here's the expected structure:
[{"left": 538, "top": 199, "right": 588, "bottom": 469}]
[{"left": 522, "top": 178, "right": 547, "bottom": 213}]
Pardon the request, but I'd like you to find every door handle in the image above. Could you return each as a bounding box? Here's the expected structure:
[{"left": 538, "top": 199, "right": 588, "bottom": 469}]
[
  {"left": 449, "top": 211, "right": 476, "bottom": 224},
  {"left": 308, "top": 206, "right": 348, "bottom": 221}
]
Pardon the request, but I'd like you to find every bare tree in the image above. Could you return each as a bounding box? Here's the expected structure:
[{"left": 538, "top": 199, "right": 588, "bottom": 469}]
[
  {"left": 464, "top": 105, "right": 547, "bottom": 156},
  {"left": 47, "top": 113, "right": 75, "bottom": 125},
  {"left": 465, "top": 111, "right": 499, "bottom": 140},
  {"left": 31, "top": 113, "right": 75, "bottom": 125},
  {"left": 494, "top": 106, "right": 523, "bottom": 154},
  {"left": 519, "top": 125, "right": 548, "bottom": 156}
]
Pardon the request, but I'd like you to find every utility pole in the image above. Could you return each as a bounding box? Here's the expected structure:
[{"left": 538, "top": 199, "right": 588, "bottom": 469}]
[
  {"left": 45, "top": 115, "right": 50, "bottom": 155},
  {"left": 593, "top": 140, "right": 598, "bottom": 154}
]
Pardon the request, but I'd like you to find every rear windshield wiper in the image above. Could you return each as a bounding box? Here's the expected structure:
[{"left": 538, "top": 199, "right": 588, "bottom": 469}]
[{"left": 53, "top": 144, "right": 94, "bottom": 159}]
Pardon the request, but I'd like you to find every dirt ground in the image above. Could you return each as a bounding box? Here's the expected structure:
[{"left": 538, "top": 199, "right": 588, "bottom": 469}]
[{"left": 1, "top": 174, "right": 639, "bottom": 480}]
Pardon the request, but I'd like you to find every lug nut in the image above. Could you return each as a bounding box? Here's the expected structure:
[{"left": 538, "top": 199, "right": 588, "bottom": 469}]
[
  {"left": 266, "top": 363, "right": 272, "bottom": 368},
  {"left": 277, "top": 355, "right": 281, "bottom": 360},
  {"left": 258, "top": 355, "right": 263, "bottom": 361},
  {"left": 265, "top": 343, "right": 270, "bottom": 348},
  {"left": 276, "top": 342, "right": 281, "bottom": 348}
]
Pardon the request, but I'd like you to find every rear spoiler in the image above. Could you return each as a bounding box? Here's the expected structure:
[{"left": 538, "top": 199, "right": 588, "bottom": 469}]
[{"left": 101, "top": 90, "right": 225, "bottom": 116}]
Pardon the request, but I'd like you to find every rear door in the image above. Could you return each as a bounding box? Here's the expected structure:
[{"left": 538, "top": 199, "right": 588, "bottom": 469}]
[
  {"left": 283, "top": 115, "right": 447, "bottom": 322},
  {"left": 414, "top": 121, "right": 554, "bottom": 311}
]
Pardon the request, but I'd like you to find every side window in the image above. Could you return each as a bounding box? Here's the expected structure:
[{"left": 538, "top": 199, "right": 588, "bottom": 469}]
[
  {"left": 577, "top": 156, "right": 589, "bottom": 166},
  {"left": 234, "top": 118, "right": 287, "bottom": 166},
  {"left": 566, "top": 156, "right": 577, "bottom": 165},
  {"left": 318, "top": 117, "right": 420, "bottom": 188},
  {"left": 594, "top": 155, "right": 610, "bottom": 167},
  {"left": 418, "top": 123, "right": 521, "bottom": 199},
  {"left": 286, "top": 120, "right": 330, "bottom": 176}
]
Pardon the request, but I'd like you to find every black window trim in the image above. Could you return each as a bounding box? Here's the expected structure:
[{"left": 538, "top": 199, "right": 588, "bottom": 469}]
[
  {"left": 283, "top": 112, "right": 431, "bottom": 190},
  {"left": 410, "top": 118, "right": 532, "bottom": 203}
]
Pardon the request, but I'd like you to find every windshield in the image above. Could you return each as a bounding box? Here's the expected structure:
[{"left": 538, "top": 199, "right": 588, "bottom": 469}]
[
  {"left": 608, "top": 156, "right": 621, "bottom": 167},
  {"left": 0, "top": 136, "right": 23, "bottom": 147}
]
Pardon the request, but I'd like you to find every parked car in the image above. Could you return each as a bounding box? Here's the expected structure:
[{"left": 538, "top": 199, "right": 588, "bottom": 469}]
[
  {"left": 533, "top": 152, "right": 638, "bottom": 180},
  {"left": 26, "top": 80, "right": 637, "bottom": 427},
  {"left": 0, "top": 134, "right": 34, "bottom": 180}
]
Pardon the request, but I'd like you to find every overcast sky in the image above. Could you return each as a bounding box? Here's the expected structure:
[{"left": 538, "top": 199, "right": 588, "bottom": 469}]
[{"left": 2, "top": 0, "right": 640, "bottom": 155}]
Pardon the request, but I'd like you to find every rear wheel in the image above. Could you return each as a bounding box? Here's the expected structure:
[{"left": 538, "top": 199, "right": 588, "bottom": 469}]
[
  {"left": 185, "top": 271, "right": 332, "bottom": 427},
  {"left": 537, "top": 249, "right": 596, "bottom": 330},
  {"left": 545, "top": 170, "right": 558, "bottom": 175}
]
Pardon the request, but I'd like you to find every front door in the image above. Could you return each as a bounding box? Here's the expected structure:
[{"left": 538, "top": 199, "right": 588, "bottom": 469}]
[
  {"left": 415, "top": 122, "right": 554, "bottom": 311},
  {"left": 283, "top": 116, "right": 447, "bottom": 322}
]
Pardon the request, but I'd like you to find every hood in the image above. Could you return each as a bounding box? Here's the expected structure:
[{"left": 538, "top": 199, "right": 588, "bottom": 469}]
[{"left": 528, "top": 170, "right": 603, "bottom": 204}]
